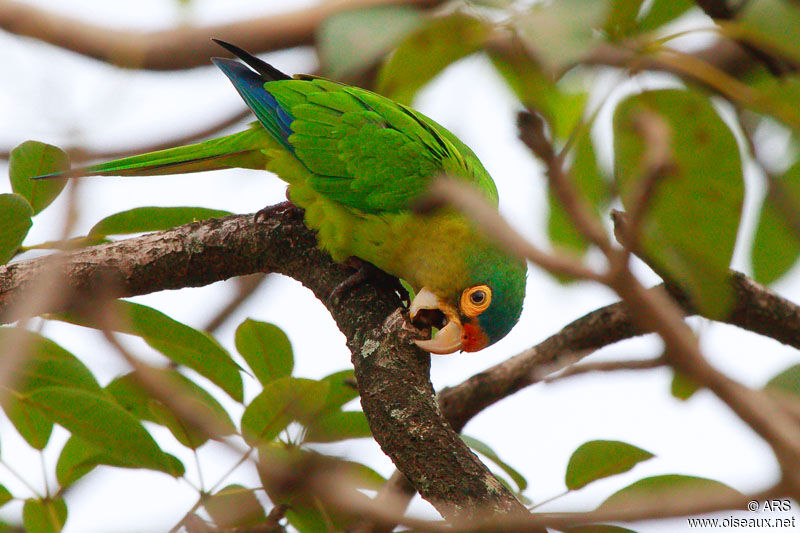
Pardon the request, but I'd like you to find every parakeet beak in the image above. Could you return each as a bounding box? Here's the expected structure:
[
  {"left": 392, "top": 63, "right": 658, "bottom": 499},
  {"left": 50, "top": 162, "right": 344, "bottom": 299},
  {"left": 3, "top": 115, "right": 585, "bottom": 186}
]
[{"left": 409, "top": 287, "right": 464, "bottom": 354}]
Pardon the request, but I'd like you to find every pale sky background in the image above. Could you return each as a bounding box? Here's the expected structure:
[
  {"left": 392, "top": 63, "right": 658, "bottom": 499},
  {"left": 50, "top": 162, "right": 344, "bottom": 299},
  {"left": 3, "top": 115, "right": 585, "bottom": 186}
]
[{"left": 1, "top": 1, "right": 799, "bottom": 531}]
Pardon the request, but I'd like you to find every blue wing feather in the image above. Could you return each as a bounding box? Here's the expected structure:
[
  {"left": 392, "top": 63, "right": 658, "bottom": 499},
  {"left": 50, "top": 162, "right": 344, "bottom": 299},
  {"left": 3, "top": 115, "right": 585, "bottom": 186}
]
[{"left": 211, "top": 58, "right": 294, "bottom": 151}]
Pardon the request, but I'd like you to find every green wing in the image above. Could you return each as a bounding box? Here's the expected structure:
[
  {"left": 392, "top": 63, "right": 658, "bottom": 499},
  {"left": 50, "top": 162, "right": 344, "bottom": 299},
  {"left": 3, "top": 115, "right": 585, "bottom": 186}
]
[{"left": 266, "top": 78, "right": 499, "bottom": 213}]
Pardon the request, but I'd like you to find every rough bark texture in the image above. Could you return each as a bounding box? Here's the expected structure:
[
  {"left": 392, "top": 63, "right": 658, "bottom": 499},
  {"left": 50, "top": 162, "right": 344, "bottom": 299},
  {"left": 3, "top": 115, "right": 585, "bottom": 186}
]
[{"left": 0, "top": 202, "right": 528, "bottom": 522}]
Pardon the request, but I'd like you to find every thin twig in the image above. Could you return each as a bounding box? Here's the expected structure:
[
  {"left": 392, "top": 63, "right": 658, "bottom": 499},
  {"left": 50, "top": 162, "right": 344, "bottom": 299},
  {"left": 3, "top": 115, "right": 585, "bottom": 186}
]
[
  {"left": 543, "top": 355, "right": 666, "bottom": 384},
  {"left": 423, "top": 177, "right": 603, "bottom": 282}
]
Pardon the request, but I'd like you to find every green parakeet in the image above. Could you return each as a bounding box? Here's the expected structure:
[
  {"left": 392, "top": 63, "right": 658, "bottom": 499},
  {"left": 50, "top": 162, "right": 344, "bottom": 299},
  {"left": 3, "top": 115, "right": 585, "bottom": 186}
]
[{"left": 34, "top": 40, "right": 526, "bottom": 354}]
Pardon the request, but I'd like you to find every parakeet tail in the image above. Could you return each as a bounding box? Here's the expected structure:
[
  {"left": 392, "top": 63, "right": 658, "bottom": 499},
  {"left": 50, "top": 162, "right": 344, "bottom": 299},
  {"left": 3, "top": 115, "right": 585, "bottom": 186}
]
[{"left": 31, "top": 125, "right": 272, "bottom": 180}]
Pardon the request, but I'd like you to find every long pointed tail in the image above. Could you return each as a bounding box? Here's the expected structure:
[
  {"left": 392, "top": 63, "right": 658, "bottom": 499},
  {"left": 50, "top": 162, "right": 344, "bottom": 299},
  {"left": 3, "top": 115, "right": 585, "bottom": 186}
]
[{"left": 32, "top": 125, "right": 272, "bottom": 180}]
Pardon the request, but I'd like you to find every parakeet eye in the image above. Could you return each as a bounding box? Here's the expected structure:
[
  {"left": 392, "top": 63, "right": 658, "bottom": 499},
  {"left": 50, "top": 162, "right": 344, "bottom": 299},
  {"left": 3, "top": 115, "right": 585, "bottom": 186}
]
[{"left": 461, "top": 285, "right": 492, "bottom": 317}]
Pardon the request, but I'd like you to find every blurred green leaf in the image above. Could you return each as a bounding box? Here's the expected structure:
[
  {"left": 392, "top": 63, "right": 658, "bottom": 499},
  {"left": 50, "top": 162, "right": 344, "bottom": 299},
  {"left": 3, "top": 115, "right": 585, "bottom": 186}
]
[
  {"left": 241, "top": 377, "right": 329, "bottom": 445},
  {"left": 88, "top": 206, "right": 231, "bottom": 238},
  {"left": 548, "top": 130, "right": 609, "bottom": 256},
  {"left": 319, "top": 369, "right": 359, "bottom": 411},
  {"left": 0, "top": 328, "right": 102, "bottom": 449},
  {"left": 27, "top": 387, "right": 178, "bottom": 476},
  {"left": 9, "top": 141, "right": 69, "bottom": 215},
  {"left": 599, "top": 474, "right": 740, "bottom": 511},
  {"left": 0, "top": 485, "right": 11, "bottom": 509},
  {"left": 614, "top": 89, "right": 744, "bottom": 319},
  {"left": 318, "top": 6, "right": 424, "bottom": 78},
  {"left": 765, "top": 363, "right": 800, "bottom": 397},
  {"left": 22, "top": 498, "right": 67, "bottom": 533},
  {"left": 377, "top": 12, "right": 489, "bottom": 105},
  {"left": 749, "top": 76, "right": 800, "bottom": 134},
  {"left": 107, "top": 370, "right": 235, "bottom": 449},
  {"left": 604, "top": 0, "right": 645, "bottom": 40},
  {"left": 468, "top": 0, "right": 513, "bottom": 7},
  {"left": 56, "top": 436, "right": 109, "bottom": 488},
  {"left": 205, "top": 484, "right": 267, "bottom": 529},
  {"left": 235, "top": 319, "right": 293, "bottom": 386},
  {"left": 54, "top": 300, "right": 243, "bottom": 401},
  {"left": 637, "top": 0, "right": 695, "bottom": 33},
  {"left": 566, "top": 440, "right": 654, "bottom": 490},
  {"left": 0, "top": 193, "right": 33, "bottom": 264},
  {"left": 56, "top": 435, "right": 184, "bottom": 488},
  {"left": 305, "top": 410, "right": 372, "bottom": 443},
  {"left": 671, "top": 370, "right": 701, "bottom": 400},
  {"left": 738, "top": 0, "right": 800, "bottom": 65},
  {"left": 462, "top": 435, "right": 528, "bottom": 493},
  {"left": 752, "top": 162, "right": 800, "bottom": 283},
  {"left": 258, "top": 444, "right": 373, "bottom": 532},
  {"left": 514, "top": 0, "right": 609, "bottom": 72}
]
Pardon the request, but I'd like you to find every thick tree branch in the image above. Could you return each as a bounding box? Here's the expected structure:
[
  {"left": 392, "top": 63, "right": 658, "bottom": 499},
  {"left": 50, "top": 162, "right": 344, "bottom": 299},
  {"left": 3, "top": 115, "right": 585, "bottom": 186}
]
[
  {"left": 0, "top": 202, "right": 529, "bottom": 523},
  {"left": 0, "top": 0, "right": 443, "bottom": 71}
]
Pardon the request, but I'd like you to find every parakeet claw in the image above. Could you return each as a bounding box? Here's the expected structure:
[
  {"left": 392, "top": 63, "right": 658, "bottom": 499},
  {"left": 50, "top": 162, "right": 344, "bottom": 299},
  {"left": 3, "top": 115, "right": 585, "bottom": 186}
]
[
  {"left": 327, "top": 258, "right": 409, "bottom": 306},
  {"left": 408, "top": 287, "right": 464, "bottom": 354}
]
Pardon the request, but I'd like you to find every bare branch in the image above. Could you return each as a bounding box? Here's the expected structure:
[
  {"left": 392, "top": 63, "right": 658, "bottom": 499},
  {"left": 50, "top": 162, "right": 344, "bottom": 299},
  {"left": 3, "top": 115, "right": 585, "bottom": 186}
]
[
  {"left": 0, "top": 202, "right": 529, "bottom": 522},
  {"left": 517, "top": 111, "right": 612, "bottom": 253},
  {"left": 0, "top": 0, "right": 443, "bottom": 71}
]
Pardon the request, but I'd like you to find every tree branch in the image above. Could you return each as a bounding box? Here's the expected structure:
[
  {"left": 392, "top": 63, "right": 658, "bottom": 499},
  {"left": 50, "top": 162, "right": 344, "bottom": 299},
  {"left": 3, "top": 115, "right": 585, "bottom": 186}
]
[
  {"left": 0, "top": 0, "right": 443, "bottom": 71},
  {"left": 0, "top": 202, "right": 530, "bottom": 523}
]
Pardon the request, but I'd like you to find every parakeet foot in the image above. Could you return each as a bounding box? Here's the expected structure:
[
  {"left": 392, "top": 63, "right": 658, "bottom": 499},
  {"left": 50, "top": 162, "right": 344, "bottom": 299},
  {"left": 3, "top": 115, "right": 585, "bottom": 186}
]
[
  {"left": 254, "top": 201, "right": 301, "bottom": 224},
  {"left": 327, "top": 258, "right": 410, "bottom": 306}
]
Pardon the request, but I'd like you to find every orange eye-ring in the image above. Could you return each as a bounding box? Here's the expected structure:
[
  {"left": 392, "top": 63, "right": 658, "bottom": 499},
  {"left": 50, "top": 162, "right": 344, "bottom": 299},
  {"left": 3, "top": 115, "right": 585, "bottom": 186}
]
[{"left": 461, "top": 285, "right": 491, "bottom": 317}]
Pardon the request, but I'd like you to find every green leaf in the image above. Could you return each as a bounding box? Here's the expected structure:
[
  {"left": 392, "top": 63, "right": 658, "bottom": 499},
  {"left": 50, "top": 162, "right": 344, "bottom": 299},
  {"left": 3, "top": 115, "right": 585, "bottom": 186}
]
[
  {"left": 468, "top": 0, "right": 513, "bottom": 7},
  {"left": 205, "top": 484, "right": 267, "bottom": 529},
  {"left": 87, "top": 206, "right": 231, "bottom": 238},
  {"left": 26, "top": 387, "right": 177, "bottom": 476},
  {"left": 548, "top": 129, "right": 609, "bottom": 256},
  {"left": 565, "top": 440, "right": 654, "bottom": 490},
  {"left": 488, "top": 43, "right": 590, "bottom": 136},
  {"left": 765, "top": 363, "right": 800, "bottom": 398},
  {"left": 738, "top": 0, "right": 800, "bottom": 66},
  {"left": 318, "top": 6, "right": 425, "bottom": 78},
  {"left": 0, "top": 485, "right": 11, "bottom": 509},
  {"left": 56, "top": 435, "right": 184, "bottom": 488},
  {"left": 671, "top": 370, "right": 701, "bottom": 400},
  {"left": 377, "top": 12, "right": 489, "bottom": 105},
  {"left": 8, "top": 141, "right": 69, "bottom": 215},
  {"left": 0, "top": 328, "right": 102, "bottom": 449},
  {"left": 614, "top": 89, "right": 744, "bottom": 319},
  {"left": 319, "top": 369, "right": 359, "bottom": 411},
  {"left": 241, "top": 377, "right": 329, "bottom": 445},
  {"left": 305, "top": 411, "right": 372, "bottom": 443},
  {"left": 22, "top": 498, "right": 67, "bottom": 533},
  {"left": 461, "top": 435, "right": 528, "bottom": 493},
  {"left": 0, "top": 193, "right": 34, "bottom": 264},
  {"left": 747, "top": 76, "right": 800, "bottom": 134},
  {"left": 235, "top": 319, "right": 293, "bottom": 386},
  {"left": 258, "top": 444, "right": 370, "bottom": 532},
  {"left": 752, "top": 161, "right": 800, "bottom": 283},
  {"left": 56, "top": 436, "right": 108, "bottom": 488},
  {"left": 636, "top": 0, "right": 695, "bottom": 33},
  {"left": 54, "top": 300, "right": 243, "bottom": 401},
  {"left": 107, "top": 371, "right": 235, "bottom": 448},
  {"left": 599, "top": 474, "right": 740, "bottom": 511},
  {"left": 604, "top": 0, "right": 645, "bottom": 40},
  {"left": 514, "top": 0, "right": 610, "bottom": 72}
]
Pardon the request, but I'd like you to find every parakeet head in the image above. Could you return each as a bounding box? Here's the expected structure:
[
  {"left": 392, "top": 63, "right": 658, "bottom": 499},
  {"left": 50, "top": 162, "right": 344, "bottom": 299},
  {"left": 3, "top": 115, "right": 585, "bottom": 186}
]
[{"left": 410, "top": 249, "right": 526, "bottom": 354}]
